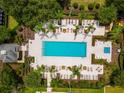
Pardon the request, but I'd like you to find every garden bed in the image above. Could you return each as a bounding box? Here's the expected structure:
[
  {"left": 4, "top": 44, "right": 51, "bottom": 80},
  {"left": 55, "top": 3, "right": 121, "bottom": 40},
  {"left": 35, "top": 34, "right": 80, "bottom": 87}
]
[
  {"left": 92, "top": 54, "right": 107, "bottom": 65},
  {"left": 51, "top": 79, "right": 103, "bottom": 89},
  {"left": 92, "top": 36, "right": 107, "bottom": 46}
]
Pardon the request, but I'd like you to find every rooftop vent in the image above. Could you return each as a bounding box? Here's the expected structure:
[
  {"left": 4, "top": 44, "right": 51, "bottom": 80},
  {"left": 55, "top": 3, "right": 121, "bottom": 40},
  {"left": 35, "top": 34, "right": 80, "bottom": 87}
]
[{"left": 0, "top": 50, "right": 6, "bottom": 55}]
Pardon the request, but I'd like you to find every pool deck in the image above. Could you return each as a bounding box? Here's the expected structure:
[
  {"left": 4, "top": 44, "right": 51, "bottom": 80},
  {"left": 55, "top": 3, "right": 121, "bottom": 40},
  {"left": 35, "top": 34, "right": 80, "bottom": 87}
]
[
  {"left": 28, "top": 19, "right": 112, "bottom": 80},
  {"left": 29, "top": 32, "right": 92, "bottom": 67}
]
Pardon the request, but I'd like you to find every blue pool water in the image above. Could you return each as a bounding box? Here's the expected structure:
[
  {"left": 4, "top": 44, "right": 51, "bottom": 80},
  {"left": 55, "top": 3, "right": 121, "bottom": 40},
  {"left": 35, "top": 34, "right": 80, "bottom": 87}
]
[
  {"left": 104, "top": 47, "right": 110, "bottom": 53},
  {"left": 42, "top": 41, "right": 87, "bottom": 57}
]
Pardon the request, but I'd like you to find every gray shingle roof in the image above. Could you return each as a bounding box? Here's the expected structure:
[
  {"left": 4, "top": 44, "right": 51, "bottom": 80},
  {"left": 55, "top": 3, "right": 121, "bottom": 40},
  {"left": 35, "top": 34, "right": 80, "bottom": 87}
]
[{"left": 0, "top": 44, "right": 20, "bottom": 63}]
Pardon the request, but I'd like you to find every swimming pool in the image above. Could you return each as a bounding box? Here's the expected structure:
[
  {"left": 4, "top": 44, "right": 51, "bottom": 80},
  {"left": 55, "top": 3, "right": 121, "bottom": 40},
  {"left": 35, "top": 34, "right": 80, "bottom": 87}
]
[
  {"left": 104, "top": 47, "right": 110, "bottom": 53},
  {"left": 42, "top": 41, "right": 87, "bottom": 57}
]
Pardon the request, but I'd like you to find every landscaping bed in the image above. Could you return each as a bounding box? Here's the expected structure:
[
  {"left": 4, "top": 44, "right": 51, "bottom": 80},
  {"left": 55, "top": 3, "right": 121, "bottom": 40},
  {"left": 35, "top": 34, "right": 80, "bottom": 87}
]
[
  {"left": 71, "top": 0, "right": 105, "bottom": 10},
  {"left": 92, "top": 36, "right": 107, "bottom": 46},
  {"left": 92, "top": 54, "right": 106, "bottom": 64},
  {"left": 51, "top": 79, "right": 103, "bottom": 89}
]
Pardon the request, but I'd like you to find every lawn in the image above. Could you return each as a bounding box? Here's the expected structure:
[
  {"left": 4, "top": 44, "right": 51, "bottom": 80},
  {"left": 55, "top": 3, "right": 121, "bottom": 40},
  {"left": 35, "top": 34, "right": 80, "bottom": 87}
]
[
  {"left": 19, "top": 87, "right": 46, "bottom": 93},
  {"left": 8, "top": 16, "right": 18, "bottom": 30},
  {"left": 105, "top": 86, "right": 124, "bottom": 93},
  {"left": 53, "top": 88, "right": 104, "bottom": 93},
  {"left": 20, "top": 87, "right": 104, "bottom": 93}
]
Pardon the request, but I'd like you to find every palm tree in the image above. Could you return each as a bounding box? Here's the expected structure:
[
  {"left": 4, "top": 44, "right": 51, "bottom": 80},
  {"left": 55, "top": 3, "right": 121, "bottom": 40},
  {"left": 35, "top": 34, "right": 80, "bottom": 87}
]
[
  {"left": 107, "top": 25, "right": 124, "bottom": 45},
  {"left": 37, "top": 65, "right": 45, "bottom": 73},
  {"left": 34, "top": 23, "right": 49, "bottom": 39},
  {"left": 49, "top": 65, "right": 56, "bottom": 73},
  {"left": 73, "top": 25, "right": 80, "bottom": 40},
  {"left": 69, "top": 66, "right": 81, "bottom": 79},
  {"left": 84, "top": 25, "right": 95, "bottom": 34},
  {"left": 83, "top": 25, "right": 96, "bottom": 39},
  {"left": 55, "top": 10, "right": 63, "bottom": 25},
  {"left": 87, "top": 25, "right": 96, "bottom": 33},
  {"left": 40, "top": 29, "right": 49, "bottom": 39},
  {"left": 48, "top": 22, "right": 59, "bottom": 39},
  {"left": 34, "top": 23, "right": 42, "bottom": 33}
]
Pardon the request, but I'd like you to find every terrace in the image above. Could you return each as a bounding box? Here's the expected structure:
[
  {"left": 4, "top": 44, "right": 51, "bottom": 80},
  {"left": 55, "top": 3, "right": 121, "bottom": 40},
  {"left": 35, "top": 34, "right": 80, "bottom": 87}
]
[
  {"left": 42, "top": 65, "right": 103, "bottom": 80},
  {"left": 28, "top": 19, "right": 112, "bottom": 80}
]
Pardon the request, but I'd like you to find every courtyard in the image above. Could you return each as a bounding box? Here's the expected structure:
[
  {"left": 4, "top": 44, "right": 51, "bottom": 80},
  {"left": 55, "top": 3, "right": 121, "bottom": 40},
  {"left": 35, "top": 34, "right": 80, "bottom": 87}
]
[{"left": 28, "top": 19, "right": 112, "bottom": 80}]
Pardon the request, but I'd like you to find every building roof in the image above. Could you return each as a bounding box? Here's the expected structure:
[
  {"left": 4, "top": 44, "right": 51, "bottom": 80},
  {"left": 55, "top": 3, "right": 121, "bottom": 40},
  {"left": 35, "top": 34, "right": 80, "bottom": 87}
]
[
  {"left": 0, "top": 9, "right": 4, "bottom": 25},
  {"left": 0, "top": 44, "right": 20, "bottom": 63}
]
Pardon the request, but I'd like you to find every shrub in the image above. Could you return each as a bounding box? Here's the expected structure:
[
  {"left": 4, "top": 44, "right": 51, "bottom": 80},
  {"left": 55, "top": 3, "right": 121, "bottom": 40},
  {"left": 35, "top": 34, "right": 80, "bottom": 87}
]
[
  {"left": 71, "top": 11, "right": 78, "bottom": 16},
  {"left": 79, "top": 4, "right": 84, "bottom": 11},
  {"left": 73, "top": 2, "right": 78, "bottom": 9},
  {"left": 88, "top": 3, "right": 94, "bottom": 11},
  {"left": 110, "top": 69, "right": 124, "bottom": 87},
  {"left": 78, "top": 12, "right": 95, "bottom": 20},
  {"left": 95, "top": 3, "right": 100, "bottom": 9},
  {"left": 96, "top": 78, "right": 105, "bottom": 88},
  {"left": 51, "top": 79, "right": 102, "bottom": 89},
  {"left": 24, "top": 71, "right": 42, "bottom": 88},
  {"left": 97, "top": 5, "right": 117, "bottom": 25}
]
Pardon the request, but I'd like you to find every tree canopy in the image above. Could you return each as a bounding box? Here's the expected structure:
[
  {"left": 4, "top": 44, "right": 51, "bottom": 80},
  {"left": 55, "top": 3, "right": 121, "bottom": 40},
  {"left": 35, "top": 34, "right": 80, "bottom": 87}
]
[
  {"left": 56, "top": 0, "right": 71, "bottom": 9},
  {"left": 98, "top": 5, "right": 117, "bottom": 25},
  {"left": 0, "top": 26, "right": 10, "bottom": 44},
  {"left": 107, "top": 25, "right": 124, "bottom": 43},
  {"left": 0, "top": 0, "right": 62, "bottom": 28},
  {"left": 0, "top": 64, "right": 22, "bottom": 92},
  {"left": 106, "top": 0, "right": 124, "bottom": 16},
  {"left": 110, "top": 69, "right": 124, "bottom": 87},
  {"left": 107, "top": 24, "right": 124, "bottom": 71},
  {"left": 24, "top": 70, "right": 41, "bottom": 88}
]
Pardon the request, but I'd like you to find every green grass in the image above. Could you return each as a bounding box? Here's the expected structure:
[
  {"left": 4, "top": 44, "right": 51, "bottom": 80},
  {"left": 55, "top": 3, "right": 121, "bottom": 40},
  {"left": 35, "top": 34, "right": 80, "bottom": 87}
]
[
  {"left": 53, "top": 88, "right": 104, "bottom": 93},
  {"left": 20, "top": 87, "right": 104, "bottom": 93},
  {"left": 8, "top": 16, "right": 18, "bottom": 30},
  {"left": 105, "top": 86, "right": 124, "bottom": 93},
  {"left": 71, "top": 0, "right": 105, "bottom": 5},
  {"left": 19, "top": 87, "right": 46, "bottom": 93}
]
